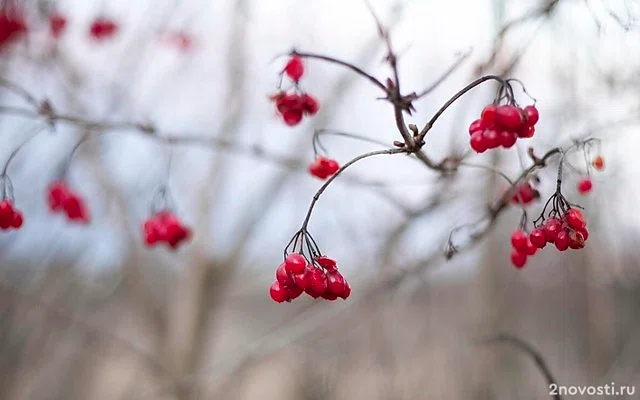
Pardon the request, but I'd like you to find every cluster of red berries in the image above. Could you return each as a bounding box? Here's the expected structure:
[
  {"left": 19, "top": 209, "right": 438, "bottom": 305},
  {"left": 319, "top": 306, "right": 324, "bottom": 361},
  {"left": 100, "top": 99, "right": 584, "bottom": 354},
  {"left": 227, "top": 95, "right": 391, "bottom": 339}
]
[
  {"left": 270, "top": 253, "right": 351, "bottom": 303},
  {"left": 142, "top": 211, "right": 192, "bottom": 250},
  {"left": 510, "top": 208, "right": 589, "bottom": 268},
  {"left": 308, "top": 156, "right": 340, "bottom": 180},
  {"left": 271, "top": 56, "right": 319, "bottom": 126},
  {"left": 0, "top": 9, "right": 27, "bottom": 51},
  {"left": 510, "top": 181, "right": 539, "bottom": 205},
  {"left": 0, "top": 199, "right": 23, "bottom": 230},
  {"left": 47, "top": 181, "right": 90, "bottom": 223},
  {"left": 469, "top": 104, "right": 539, "bottom": 153}
]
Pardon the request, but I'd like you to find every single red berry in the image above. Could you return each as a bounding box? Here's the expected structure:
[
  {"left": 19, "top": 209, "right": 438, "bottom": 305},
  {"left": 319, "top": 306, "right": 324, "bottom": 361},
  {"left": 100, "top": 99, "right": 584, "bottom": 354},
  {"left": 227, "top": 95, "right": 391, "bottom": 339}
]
[
  {"left": 338, "top": 280, "right": 351, "bottom": 299},
  {"left": 302, "top": 94, "right": 319, "bottom": 115},
  {"left": 304, "top": 286, "right": 322, "bottom": 299},
  {"left": 0, "top": 10, "right": 27, "bottom": 51},
  {"left": 495, "top": 105, "right": 524, "bottom": 131},
  {"left": 482, "top": 128, "right": 500, "bottom": 149},
  {"left": 565, "top": 209, "right": 586, "bottom": 230},
  {"left": 511, "top": 250, "right": 527, "bottom": 269},
  {"left": 292, "top": 265, "right": 311, "bottom": 290},
  {"left": 284, "top": 253, "right": 306, "bottom": 274},
  {"left": 480, "top": 104, "right": 497, "bottom": 127},
  {"left": 282, "top": 109, "right": 303, "bottom": 126},
  {"left": 577, "top": 178, "right": 592, "bottom": 194},
  {"left": 468, "top": 119, "right": 484, "bottom": 135},
  {"left": 309, "top": 157, "right": 339, "bottom": 180},
  {"left": 469, "top": 131, "right": 487, "bottom": 153},
  {"left": 11, "top": 211, "right": 23, "bottom": 229},
  {"left": 577, "top": 227, "right": 589, "bottom": 242},
  {"left": 321, "top": 292, "right": 339, "bottom": 301},
  {"left": 287, "top": 285, "right": 304, "bottom": 300},
  {"left": 592, "top": 155, "right": 604, "bottom": 170},
  {"left": 567, "top": 230, "right": 586, "bottom": 249},
  {"left": 284, "top": 56, "right": 304, "bottom": 82},
  {"left": 499, "top": 130, "right": 517, "bottom": 148},
  {"left": 49, "top": 14, "right": 67, "bottom": 38},
  {"left": 510, "top": 229, "right": 528, "bottom": 252},
  {"left": 308, "top": 268, "right": 328, "bottom": 294},
  {"left": 47, "top": 181, "right": 69, "bottom": 211},
  {"left": 269, "top": 281, "right": 289, "bottom": 303},
  {"left": 326, "top": 271, "right": 346, "bottom": 295},
  {"left": 276, "top": 262, "right": 294, "bottom": 286},
  {"left": 523, "top": 105, "right": 539, "bottom": 126},
  {"left": 315, "top": 256, "right": 337, "bottom": 269},
  {"left": 529, "top": 228, "right": 547, "bottom": 249},
  {"left": 518, "top": 125, "right": 535, "bottom": 138},
  {"left": 544, "top": 218, "right": 562, "bottom": 242},
  {"left": 0, "top": 200, "right": 15, "bottom": 229},
  {"left": 89, "top": 18, "right": 118, "bottom": 40},
  {"left": 525, "top": 240, "right": 537, "bottom": 256},
  {"left": 554, "top": 230, "right": 569, "bottom": 251}
]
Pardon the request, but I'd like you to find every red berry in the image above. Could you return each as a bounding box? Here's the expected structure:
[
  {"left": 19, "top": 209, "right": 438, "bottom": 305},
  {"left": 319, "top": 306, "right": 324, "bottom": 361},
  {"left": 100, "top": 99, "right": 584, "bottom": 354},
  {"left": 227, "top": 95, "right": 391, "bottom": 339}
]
[
  {"left": 282, "top": 109, "right": 303, "bottom": 126},
  {"left": 554, "top": 230, "right": 569, "bottom": 251},
  {"left": 302, "top": 94, "right": 319, "bottom": 115},
  {"left": 321, "top": 292, "right": 339, "bottom": 301},
  {"left": 567, "top": 230, "right": 585, "bottom": 249},
  {"left": 269, "top": 281, "right": 289, "bottom": 303},
  {"left": 525, "top": 240, "right": 537, "bottom": 256},
  {"left": 565, "top": 209, "right": 586, "bottom": 230},
  {"left": 89, "top": 18, "right": 118, "bottom": 40},
  {"left": 0, "top": 10, "right": 27, "bottom": 51},
  {"left": 287, "top": 285, "right": 304, "bottom": 300},
  {"left": 315, "top": 256, "right": 337, "bottom": 269},
  {"left": 309, "top": 157, "right": 339, "bottom": 180},
  {"left": 470, "top": 131, "right": 487, "bottom": 153},
  {"left": 11, "top": 211, "right": 23, "bottom": 228},
  {"left": 523, "top": 105, "right": 539, "bottom": 126},
  {"left": 577, "top": 178, "right": 592, "bottom": 194},
  {"left": 49, "top": 14, "right": 66, "bottom": 38},
  {"left": 518, "top": 125, "right": 535, "bottom": 138},
  {"left": 304, "top": 286, "right": 322, "bottom": 299},
  {"left": 308, "top": 268, "right": 328, "bottom": 294},
  {"left": 544, "top": 218, "right": 562, "bottom": 242},
  {"left": 592, "top": 156, "right": 604, "bottom": 170},
  {"left": 495, "top": 105, "right": 524, "bottom": 131},
  {"left": 529, "top": 228, "right": 547, "bottom": 249},
  {"left": 338, "top": 280, "right": 351, "bottom": 299},
  {"left": 326, "top": 271, "right": 346, "bottom": 295},
  {"left": 480, "top": 104, "right": 497, "bottom": 127},
  {"left": 0, "top": 200, "right": 15, "bottom": 229},
  {"left": 292, "top": 265, "right": 311, "bottom": 290},
  {"left": 511, "top": 250, "right": 527, "bottom": 269},
  {"left": 276, "top": 262, "right": 294, "bottom": 286},
  {"left": 577, "top": 227, "right": 589, "bottom": 242},
  {"left": 468, "top": 119, "right": 484, "bottom": 135},
  {"left": 284, "top": 56, "right": 304, "bottom": 82},
  {"left": 499, "top": 130, "right": 517, "bottom": 148},
  {"left": 510, "top": 229, "right": 528, "bottom": 252},
  {"left": 284, "top": 253, "right": 306, "bottom": 274},
  {"left": 482, "top": 128, "right": 500, "bottom": 149},
  {"left": 47, "top": 181, "right": 69, "bottom": 211}
]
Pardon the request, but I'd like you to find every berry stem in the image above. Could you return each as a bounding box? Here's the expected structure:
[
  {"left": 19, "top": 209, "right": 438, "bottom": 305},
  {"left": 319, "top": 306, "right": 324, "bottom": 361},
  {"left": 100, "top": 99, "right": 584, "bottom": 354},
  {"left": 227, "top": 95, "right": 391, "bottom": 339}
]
[
  {"left": 416, "top": 75, "right": 511, "bottom": 141},
  {"left": 300, "top": 148, "right": 405, "bottom": 230},
  {"left": 312, "top": 129, "right": 392, "bottom": 157},
  {"left": 289, "top": 50, "right": 387, "bottom": 92},
  {"left": 1, "top": 122, "right": 48, "bottom": 176}
]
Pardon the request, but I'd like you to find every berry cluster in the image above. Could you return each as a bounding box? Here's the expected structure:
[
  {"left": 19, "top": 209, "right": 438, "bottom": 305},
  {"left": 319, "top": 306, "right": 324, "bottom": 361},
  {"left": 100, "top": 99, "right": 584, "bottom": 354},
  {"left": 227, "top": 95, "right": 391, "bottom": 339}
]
[
  {"left": 270, "top": 56, "right": 319, "bottom": 126},
  {"left": 510, "top": 181, "right": 539, "bottom": 205},
  {"left": 511, "top": 208, "right": 589, "bottom": 268},
  {"left": 270, "top": 253, "right": 351, "bottom": 303},
  {"left": 308, "top": 156, "right": 340, "bottom": 180},
  {"left": 142, "top": 211, "right": 192, "bottom": 250},
  {"left": 47, "top": 181, "right": 90, "bottom": 223},
  {"left": 469, "top": 104, "right": 539, "bottom": 153},
  {"left": 0, "top": 200, "right": 23, "bottom": 231}
]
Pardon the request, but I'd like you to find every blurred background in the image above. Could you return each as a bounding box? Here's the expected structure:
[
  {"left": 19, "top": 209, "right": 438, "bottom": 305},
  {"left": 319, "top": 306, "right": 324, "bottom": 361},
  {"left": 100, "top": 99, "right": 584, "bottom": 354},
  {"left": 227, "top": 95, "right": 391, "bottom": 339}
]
[{"left": 1, "top": 0, "right": 640, "bottom": 399}]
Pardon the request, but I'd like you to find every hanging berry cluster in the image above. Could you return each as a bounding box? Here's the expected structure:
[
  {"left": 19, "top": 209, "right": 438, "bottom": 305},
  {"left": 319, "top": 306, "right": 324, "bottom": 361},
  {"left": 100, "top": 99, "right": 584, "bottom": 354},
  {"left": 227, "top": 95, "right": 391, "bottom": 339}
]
[
  {"left": 270, "top": 56, "right": 320, "bottom": 126},
  {"left": 469, "top": 103, "right": 539, "bottom": 153},
  {"left": 0, "top": 199, "right": 23, "bottom": 231},
  {"left": 142, "top": 211, "right": 192, "bottom": 250},
  {"left": 47, "top": 181, "right": 90, "bottom": 223},
  {"left": 308, "top": 156, "right": 340, "bottom": 180},
  {"left": 270, "top": 230, "right": 351, "bottom": 303}
]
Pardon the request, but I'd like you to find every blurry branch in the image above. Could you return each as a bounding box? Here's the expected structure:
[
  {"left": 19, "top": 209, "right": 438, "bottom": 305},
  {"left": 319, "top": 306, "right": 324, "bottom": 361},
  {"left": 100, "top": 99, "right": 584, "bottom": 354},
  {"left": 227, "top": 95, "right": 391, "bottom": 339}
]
[
  {"left": 481, "top": 334, "right": 561, "bottom": 400},
  {"left": 0, "top": 279, "right": 169, "bottom": 381},
  {"left": 477, "top": 0, "right": 562, "bottom": 73}
]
